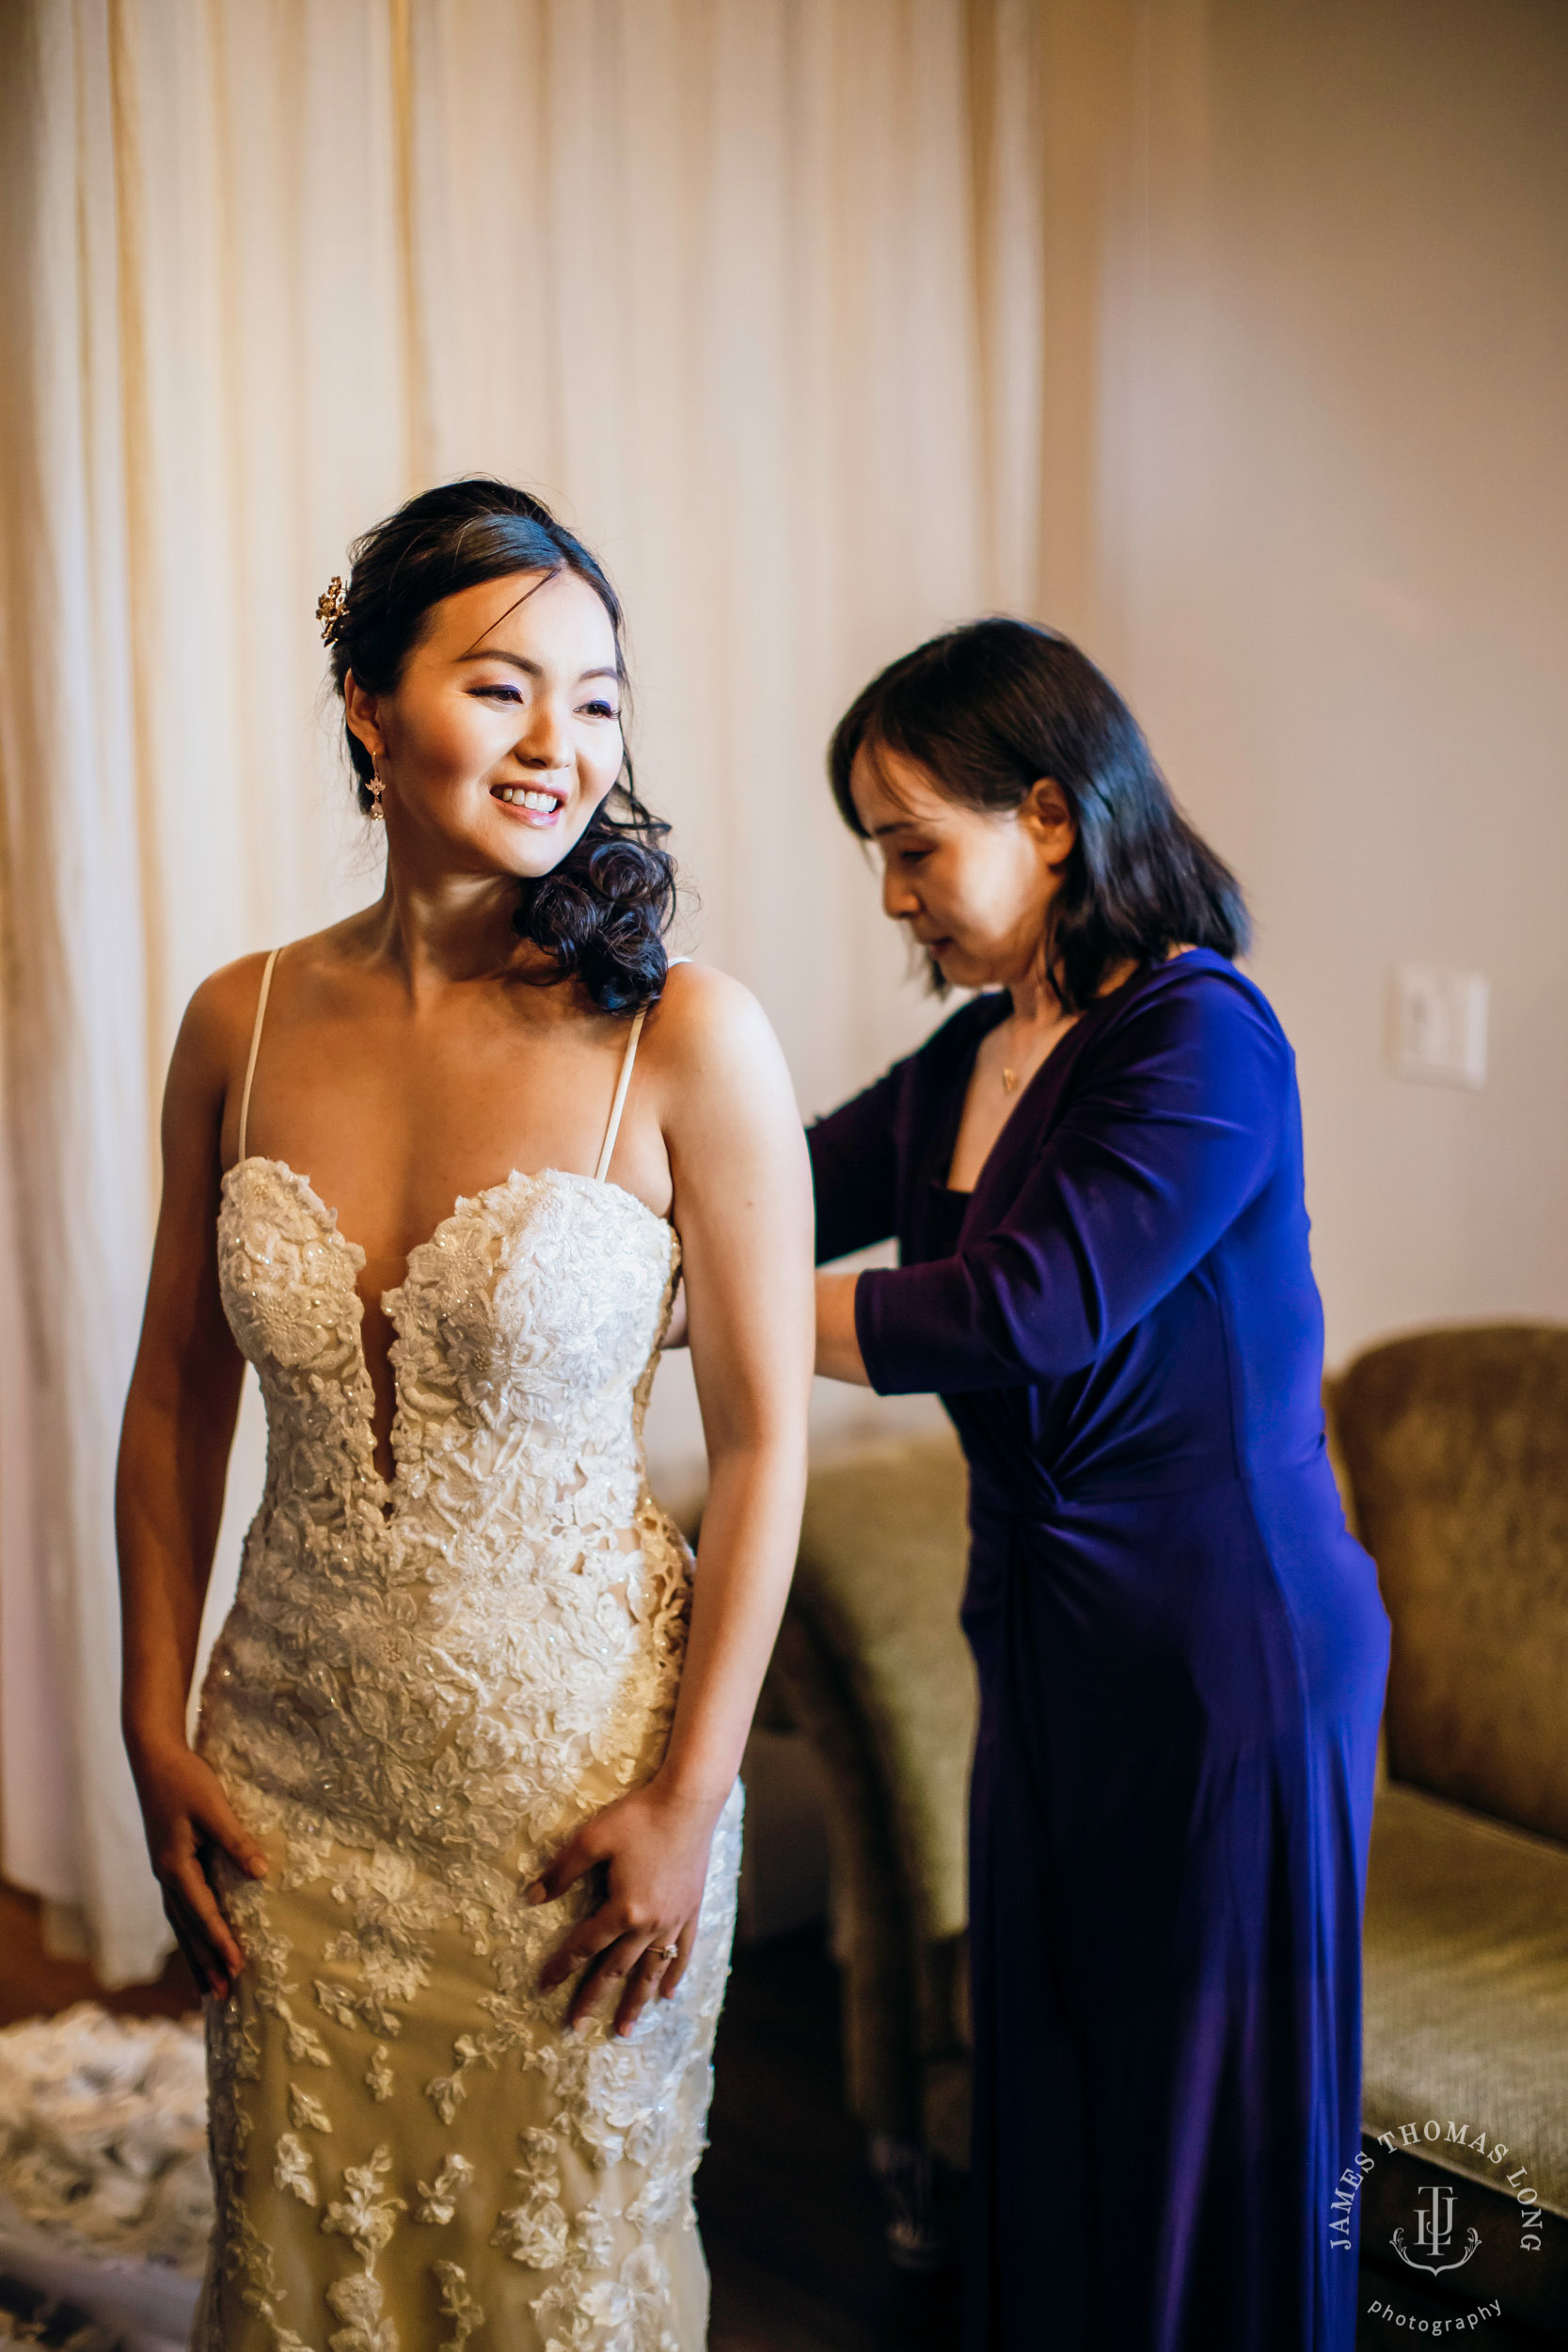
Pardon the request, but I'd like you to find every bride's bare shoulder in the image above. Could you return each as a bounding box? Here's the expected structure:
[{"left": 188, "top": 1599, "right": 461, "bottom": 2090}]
[
  {"left": 641, "top": 959, "right": 790, "bottom": 1102},
  {"left": 640, "top": 961, "right": 803, "bottom": 1193},
  {"left": 180, "top": 922, "right": 360, "bottom": 1063},
  {"left": 174, "top": 947, "right": 274, "bottom": 1073},
  {"left": 642, "top": 958, "right": 769, "bottom": 1054}
]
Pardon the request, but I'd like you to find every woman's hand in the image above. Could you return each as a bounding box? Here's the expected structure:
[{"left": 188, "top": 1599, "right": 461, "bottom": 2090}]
[
  {"left": 527, "top": 1775, "right": 724, "bottom": 2037},
  {"left": 130, "top": 1739, "right": 269, "bottom": 2000}
]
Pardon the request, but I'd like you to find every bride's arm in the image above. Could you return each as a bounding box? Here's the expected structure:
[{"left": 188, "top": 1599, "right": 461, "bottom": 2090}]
[
  {"left": 528, "top": 964, "right": 814, "bottom": 2033},
  {"left": 116, "top": 969, "right": 273, "bottom": 1996},
  {"left": 651, "top": 967, "right": 815, "bottom": 1805}
]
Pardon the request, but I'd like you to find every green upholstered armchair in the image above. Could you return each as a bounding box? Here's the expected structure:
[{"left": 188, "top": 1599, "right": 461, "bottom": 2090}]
[
  {"left": 773, "top": 1328, "right": 1568, "bottom": 2309},
  {"left": 1330, "top": 1326, "right": 1568, "bottom": 2333}
]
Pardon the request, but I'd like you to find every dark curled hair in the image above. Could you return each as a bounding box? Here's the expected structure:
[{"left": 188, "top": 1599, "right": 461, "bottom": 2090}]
[
  {"left": 327, "top": 477, "right": 674, "bottom": 1014},
  {"left": 828, "top": 619, "right": 1248, "bottom": 1013}
]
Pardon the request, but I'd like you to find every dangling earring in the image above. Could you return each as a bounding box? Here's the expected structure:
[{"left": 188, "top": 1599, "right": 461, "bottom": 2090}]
[{"left": 368, "top": 762, "right": 386, "bottom": 822}]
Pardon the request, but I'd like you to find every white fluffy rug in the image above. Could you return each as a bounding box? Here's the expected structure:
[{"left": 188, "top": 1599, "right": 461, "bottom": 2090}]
[{"left": 0, "top": 2005, "right": 209, "bottom": 2351}]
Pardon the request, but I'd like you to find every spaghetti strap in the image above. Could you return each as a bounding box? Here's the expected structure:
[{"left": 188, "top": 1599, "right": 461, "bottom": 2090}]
[
  {"left": 594, "top": 1007, "right": 648, "bottom": 1183},
  {"left": 593, "top": 959, "right": 689, "bottom": 1184},
  {"left": 237, "top": 947, "right": 280, "bottom": 1164}
]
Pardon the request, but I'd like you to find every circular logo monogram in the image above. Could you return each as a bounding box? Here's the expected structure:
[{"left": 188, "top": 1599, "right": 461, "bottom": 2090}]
[{"left": 1344, "top": 2115, "right": 1551, "bottom": 2338}]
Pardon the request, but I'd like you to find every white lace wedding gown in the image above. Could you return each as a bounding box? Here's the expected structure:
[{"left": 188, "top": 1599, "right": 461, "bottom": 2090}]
[{"left": 194, "top": 948, "right": 740, "bottom": 2352}]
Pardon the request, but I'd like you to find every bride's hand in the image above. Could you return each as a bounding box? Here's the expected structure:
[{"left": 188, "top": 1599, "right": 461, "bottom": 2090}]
[
  {"left": 129, "top": 1739, "right": 269, "bottom": 2000},
  {"left": 527, "top": 1775, "right": 722, "bottom": 2036}
]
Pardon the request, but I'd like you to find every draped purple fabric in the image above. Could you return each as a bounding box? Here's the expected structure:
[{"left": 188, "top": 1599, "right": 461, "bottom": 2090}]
[{"left": 809, "top": 951, "right": 1388, "bottom": 2352}]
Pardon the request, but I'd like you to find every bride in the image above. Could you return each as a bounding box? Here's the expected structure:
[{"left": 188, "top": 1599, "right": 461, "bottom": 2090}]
[{"left": 115, "top": 478, "right": 814, "bottom": 2352}]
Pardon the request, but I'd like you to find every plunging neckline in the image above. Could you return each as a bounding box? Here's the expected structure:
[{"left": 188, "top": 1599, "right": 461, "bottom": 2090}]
[
  {"left": 943, "top": 1006, "right": 1083, "bottom": 1197},
  {"left": 940, "top": 960, "right": 1158, "bottom": 1199},
  {"left": 221, "top": 1155, "right": 678, "bottom": 1518}
]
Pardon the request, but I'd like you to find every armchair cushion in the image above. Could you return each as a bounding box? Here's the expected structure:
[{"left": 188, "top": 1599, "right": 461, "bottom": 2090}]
[{"left": 1363, "top": 1779, "right": 1568, "bottom": 2220}]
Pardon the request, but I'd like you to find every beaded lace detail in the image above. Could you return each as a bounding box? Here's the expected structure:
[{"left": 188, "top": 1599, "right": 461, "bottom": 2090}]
[{"left": 197, "top": 1156, "right": 738, "bottom": 2352}]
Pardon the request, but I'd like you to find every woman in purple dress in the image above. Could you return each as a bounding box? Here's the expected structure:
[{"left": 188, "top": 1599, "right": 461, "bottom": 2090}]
[{"left": 809, "top": 622, "right": 1389, "bottom": 2352}]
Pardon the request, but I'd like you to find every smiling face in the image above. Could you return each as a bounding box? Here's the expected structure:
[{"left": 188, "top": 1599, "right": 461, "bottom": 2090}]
[
  {"left": 343, "top": 568, "right": 625, "bottom": 877},
  {"left": 849, "top": 742, "right": 1077, "bottom": 993}
]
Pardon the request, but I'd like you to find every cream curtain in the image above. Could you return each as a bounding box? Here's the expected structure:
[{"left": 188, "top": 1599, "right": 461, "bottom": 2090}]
[{"left": 0, "top": 0, "right": 1127, "bottom": 1982}]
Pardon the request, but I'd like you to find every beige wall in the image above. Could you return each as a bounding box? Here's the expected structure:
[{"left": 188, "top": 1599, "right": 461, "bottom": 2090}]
[{"left": 1078, "top": 0, "right": 1568, "bottom": 1364}]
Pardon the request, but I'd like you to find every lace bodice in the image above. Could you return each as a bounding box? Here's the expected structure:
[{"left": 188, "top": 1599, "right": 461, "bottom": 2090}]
[{"left": 207, "top": 1156, "right": 687, "bottom": 1871}]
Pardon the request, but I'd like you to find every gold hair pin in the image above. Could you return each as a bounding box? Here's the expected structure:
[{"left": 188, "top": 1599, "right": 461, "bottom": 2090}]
[{"left": 316, "top": 576, "right": 350, "bottom": 645}]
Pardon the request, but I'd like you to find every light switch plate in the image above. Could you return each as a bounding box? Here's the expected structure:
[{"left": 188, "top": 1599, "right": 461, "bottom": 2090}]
[{"left": 1389, "top": 965, "right": 1488, "bottom": 1089}]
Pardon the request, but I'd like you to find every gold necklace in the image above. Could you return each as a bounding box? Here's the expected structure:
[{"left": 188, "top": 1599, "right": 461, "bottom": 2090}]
[{"left": 1002, "top": 1066, "right": 1020, "bottom": 1093}]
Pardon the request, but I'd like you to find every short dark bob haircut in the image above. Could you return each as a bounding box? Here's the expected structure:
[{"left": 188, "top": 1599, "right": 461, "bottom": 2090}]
[
  {"left": 829, "top": 618, "right": 1248, "bottom": 1013},
  {"left": 328, "top": 476, "right": 673, "bottom": 1015}
]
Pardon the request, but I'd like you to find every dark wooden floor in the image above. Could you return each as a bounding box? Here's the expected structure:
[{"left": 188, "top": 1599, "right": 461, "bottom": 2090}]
[
  {"left": 0, "top": 1882, "right": 198, "bottom": 2028},
  {"left": 701, "top": 1929, "right": 962, "bottom": 2352}
]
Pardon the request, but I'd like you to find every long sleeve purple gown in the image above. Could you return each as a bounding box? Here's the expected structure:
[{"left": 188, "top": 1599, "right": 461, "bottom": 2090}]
[{"left": 807, "top": 950, "right": 1389, "bottom": 2352}]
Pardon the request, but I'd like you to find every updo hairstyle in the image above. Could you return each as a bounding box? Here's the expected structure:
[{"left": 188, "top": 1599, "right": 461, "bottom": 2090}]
[
  {"left": 327, "top": 477, "right": 674, "bottom": 1015},
  {"left": 828, "top": 618, "right": 1248, "bottom": 1012}
]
